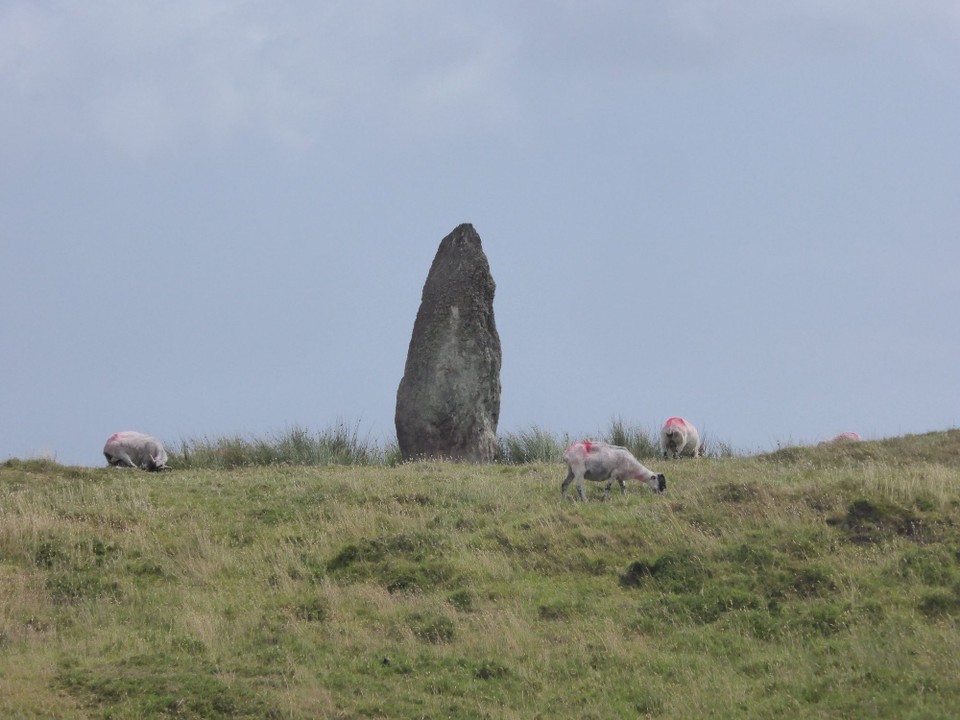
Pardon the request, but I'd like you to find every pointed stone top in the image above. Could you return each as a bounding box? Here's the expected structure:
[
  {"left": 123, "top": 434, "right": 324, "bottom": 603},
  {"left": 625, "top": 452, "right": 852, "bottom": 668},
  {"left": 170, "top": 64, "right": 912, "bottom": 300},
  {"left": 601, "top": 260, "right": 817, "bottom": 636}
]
[{"left": 440, "top": 223, "right": 480, "bottom": 249}]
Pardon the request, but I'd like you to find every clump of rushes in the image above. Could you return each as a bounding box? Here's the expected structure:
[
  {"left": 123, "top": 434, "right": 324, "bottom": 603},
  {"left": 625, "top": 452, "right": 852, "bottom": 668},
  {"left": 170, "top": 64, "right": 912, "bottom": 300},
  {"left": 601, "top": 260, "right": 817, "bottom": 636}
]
[
  {"left": 170, "top": 419, "right": 739, "bottom": 469},
  {"left": 496, "top": 426, "right": 569, "bottom": 464},
  {"left": 605, "top": 417, "right": 661, "bottom": 460},
  {"left": 172, "top": 423, "right": 401, "bottom": 469}
]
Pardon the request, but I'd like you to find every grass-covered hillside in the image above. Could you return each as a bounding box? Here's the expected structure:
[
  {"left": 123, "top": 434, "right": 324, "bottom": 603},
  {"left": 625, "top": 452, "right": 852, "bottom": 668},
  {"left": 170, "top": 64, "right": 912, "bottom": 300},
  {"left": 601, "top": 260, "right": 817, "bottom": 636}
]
[{"left": 2, "top": 430, "right": 959, "bottom": 718}]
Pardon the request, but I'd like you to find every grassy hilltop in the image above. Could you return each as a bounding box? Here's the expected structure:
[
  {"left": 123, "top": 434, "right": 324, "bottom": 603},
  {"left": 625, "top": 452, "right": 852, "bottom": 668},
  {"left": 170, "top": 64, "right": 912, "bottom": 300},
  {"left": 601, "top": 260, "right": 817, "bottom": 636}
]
[{"left": 1, "top": 430, "right": 959, "bottom": 719}]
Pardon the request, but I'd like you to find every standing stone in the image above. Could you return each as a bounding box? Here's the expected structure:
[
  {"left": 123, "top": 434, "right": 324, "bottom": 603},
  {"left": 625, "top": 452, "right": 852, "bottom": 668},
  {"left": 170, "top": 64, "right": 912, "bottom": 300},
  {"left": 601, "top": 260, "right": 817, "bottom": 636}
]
[{"left": 395, "top": 224, "right": 501, "bottom": 462}]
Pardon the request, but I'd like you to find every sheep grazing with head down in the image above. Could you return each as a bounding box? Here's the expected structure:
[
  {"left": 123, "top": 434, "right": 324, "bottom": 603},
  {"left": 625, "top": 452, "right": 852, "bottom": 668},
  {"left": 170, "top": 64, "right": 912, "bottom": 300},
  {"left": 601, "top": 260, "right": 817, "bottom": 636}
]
[
  {"left": 561, "top": 441, "right": 666, "bottom": 501},
  {"left": 103, "top": 431, "right": 170, "bottom": 472},
  {"left": 660, "top": 417, "right": 701, "bottom": 459}
]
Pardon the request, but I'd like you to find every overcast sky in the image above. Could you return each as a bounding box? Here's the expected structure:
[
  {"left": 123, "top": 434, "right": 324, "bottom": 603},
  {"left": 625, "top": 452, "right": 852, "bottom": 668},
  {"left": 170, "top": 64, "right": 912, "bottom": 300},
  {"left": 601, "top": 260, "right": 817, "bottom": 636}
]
[{"left": 2, "top": 1, "right": 958, "bottom": 466}]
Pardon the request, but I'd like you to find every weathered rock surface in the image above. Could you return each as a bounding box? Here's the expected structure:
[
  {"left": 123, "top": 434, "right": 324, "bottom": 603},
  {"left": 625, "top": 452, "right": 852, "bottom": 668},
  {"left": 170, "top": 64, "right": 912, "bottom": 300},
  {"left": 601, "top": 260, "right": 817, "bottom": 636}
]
[{"left": 395, "top": 224, "right": 501, "bottom": 462}]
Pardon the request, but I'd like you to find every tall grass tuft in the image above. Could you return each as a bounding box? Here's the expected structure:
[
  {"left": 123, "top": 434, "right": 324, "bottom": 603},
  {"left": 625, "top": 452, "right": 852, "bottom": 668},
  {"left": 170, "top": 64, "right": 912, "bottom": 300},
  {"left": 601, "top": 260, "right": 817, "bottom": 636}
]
[
  {"left": 604, "top": 417, "right": 661, "bottom": 460},
  {"left": 172, "top": 423, "right": 400, "bottom": 469},
  {"left": 169, "top": 419, "right": 742, "bottom": 469},
  {"left": 699, "top": 428, "right": 738, "bottom": 458},
  {"left": 497, "top": 426, "right": 569, "bottom": 464}
]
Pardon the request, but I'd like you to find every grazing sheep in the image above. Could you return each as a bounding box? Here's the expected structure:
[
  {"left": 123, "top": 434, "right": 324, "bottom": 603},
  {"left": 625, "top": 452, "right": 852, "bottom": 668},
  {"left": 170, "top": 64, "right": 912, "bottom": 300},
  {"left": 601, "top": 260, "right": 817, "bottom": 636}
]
[
  {"left": 561, "top": 441, "right": 666, "bottom": 501},
  {"left": 822, "top": 431, "right": 862, "bottom": 444},
  {"left": 103, "top": 431, "right": 170, "bottom": 471},
  {"left": 660, "top": 417, "right": 701, "bottom": 459}
]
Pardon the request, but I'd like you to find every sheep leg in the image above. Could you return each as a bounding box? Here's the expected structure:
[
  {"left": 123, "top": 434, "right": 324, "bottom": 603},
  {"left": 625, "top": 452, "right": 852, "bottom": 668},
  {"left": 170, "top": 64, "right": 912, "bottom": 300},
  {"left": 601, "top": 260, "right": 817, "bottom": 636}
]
[
  {"left": 108, "top": 450, "right": 137, "bottom": 468},
  {"left": 577, "top": 475, "right": 588, "bottom": 502},
  {"left": 562, "top": 467, "right": 589, "bottom": 501},
  {"left": 601, "top": 480, "right": 614, "bottom": 501}
]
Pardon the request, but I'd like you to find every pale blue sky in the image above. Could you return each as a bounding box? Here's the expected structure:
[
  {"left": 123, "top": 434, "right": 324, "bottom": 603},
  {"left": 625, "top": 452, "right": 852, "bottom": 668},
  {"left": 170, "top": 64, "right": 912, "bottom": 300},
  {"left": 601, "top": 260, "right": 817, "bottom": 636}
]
[{"left": 2, "top": 2, "right": 958, "bottom": 466}]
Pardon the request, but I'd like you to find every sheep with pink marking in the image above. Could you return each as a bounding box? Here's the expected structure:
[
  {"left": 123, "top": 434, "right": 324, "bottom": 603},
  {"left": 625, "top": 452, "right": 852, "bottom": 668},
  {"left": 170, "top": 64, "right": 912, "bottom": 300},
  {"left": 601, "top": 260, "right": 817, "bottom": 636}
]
[
  {"left": 561, "top": 441, "right": 666, "bottom": 501},
  {"left": 103, "top": 431, "right": 170, "bottom": 471},
  {"left": 821, "top": 431, "right": 862, "bottom": 445},
  {"left": 660, "top": 417, "right": 701, "bottom": 459}
]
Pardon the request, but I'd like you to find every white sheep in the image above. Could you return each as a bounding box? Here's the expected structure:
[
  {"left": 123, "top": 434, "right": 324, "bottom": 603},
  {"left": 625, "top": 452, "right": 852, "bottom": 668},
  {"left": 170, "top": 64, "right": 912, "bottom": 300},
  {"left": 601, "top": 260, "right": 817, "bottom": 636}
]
[
  {"left": 103, "top": 431, "right": 170, "bottom": 471},
  {"left": 561, "top": 441, "right": 666, "bottom": 501},
  {"left": 822, "top": 431, "right": 862, "bottom": 445},
  {"left": 660, "top": 417, "right": 701, "bottom": 458}
]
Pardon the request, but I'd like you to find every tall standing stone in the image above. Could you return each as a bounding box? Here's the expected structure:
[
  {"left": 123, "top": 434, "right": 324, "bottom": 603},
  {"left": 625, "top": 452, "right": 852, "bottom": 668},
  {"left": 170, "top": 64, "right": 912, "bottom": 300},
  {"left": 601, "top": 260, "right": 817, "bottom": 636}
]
[{"left": 395, "top": 224, "right": 501, "bottom": 462}]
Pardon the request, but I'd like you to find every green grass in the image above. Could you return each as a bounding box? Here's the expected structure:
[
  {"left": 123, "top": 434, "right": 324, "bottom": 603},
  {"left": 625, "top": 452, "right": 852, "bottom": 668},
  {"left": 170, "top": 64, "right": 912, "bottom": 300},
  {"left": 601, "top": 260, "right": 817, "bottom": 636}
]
[
  {"left": 496, "top": 425, "right": 571, "bottom": 464},
  {"left": 1, "top": 429, "right": 959, "bottom": 718},
  {"left": 172, "top": 422, "right": 401, "bottom": 469},
  {"left": 169, "top": 418, "right": 724, "bottom": 470}
]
